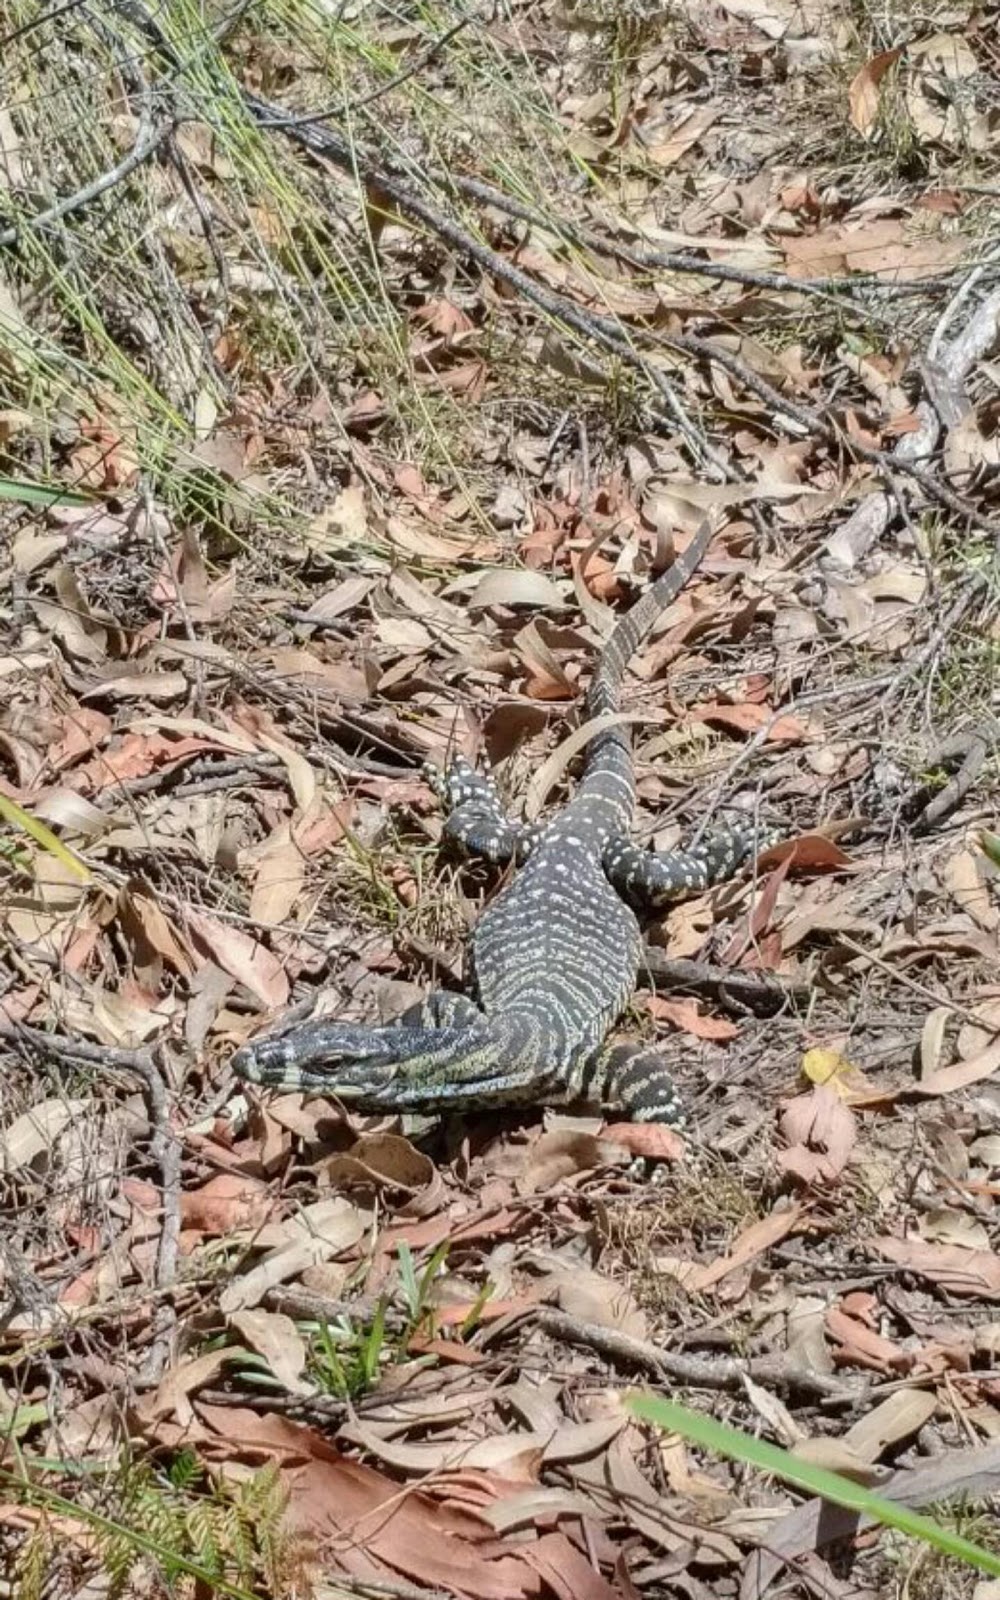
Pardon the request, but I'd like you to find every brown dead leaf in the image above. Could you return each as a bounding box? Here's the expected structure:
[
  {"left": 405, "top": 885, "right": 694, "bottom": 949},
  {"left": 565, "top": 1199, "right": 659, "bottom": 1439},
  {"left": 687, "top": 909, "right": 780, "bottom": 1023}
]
[
  {"left": 783, "top": 215, "right": 966, "bottom": 281},
  {"left": 825, "top": 1304, "right": 908, "bottom": 1372},
  {"left": 848, "top": 47, "right": 902, "bottom": 136},
  {"left": 193, "top": 1407, "right": 549, "bottom": 1600},
  {"left": 0, "top": 1098, "right": 87, "bottom": 1176},
  {"left": 229, "top": 1309, "right": 312, "bottom": 1395},
  {"left": 219, "top": 1196, "right": 370, "bottom": 1313},
  {"left": 248, "top": 832, "right": 306, "bottom": 926},
  {"left": 185, "top": 909, "right": 289, "bottom": 1008},
  {"left": 692, "top": 702, "right": 807, "bottom": 742},
  {"left": 873, "top": 1235, "right": 1000, "bottom": 1299},
  {"left": 759, "top": 834, "right": 854, "bottom": 873},
  {"left": 842, "top": 1390, "right": 938, "bottom": 1462},
  {"left": 657, "top": 1206, "right": 804, "bottom": 1293},
  {"left": 323, "top": 1132, "right": 436, "bottom": 1197},
  {"left": 515, "top": 1128, "right": 611, "bottom": 1193},
  {"left": 140, "top": 1348, "right": 246, "bottom": 1427},
  {"left": 547, "top": 1266, "right": 647, "bottom": 1339},
  {"left": 454, "top": 568, "right": 564, "bottom": 616},
  {"left": 906, "top": 34, "right": 989, "bottom": 150},
  {"left": 118, "top": 885, "right": 195, "bottom": 979},
  {"left": 790, "top": 1437, "right": 888, "bottom": 1485},
  {"left": 777, "top": 1086, "right": 857, "bottom": 1186},
  {"left": 643, "top": 994, "right": 740, "bottom": 1041},
  {"left": 916, "top": 1036, "right": 1000, "bottom": 1099},
  {"left": 944, "top": 847, "right": 998, "bottom": 932}
]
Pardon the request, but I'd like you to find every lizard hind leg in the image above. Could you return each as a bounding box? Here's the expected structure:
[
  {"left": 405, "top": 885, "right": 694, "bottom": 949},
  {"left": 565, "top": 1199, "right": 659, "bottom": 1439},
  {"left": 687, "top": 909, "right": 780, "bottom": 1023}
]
[
  {"left": 603, "top": 817, "right": 780, "bottom": 910},
  {"left": 425, "top": 754, "right": 542, "bottom": 865},
  {"left": 587, "top": 1039, "right": 686, "bottom": 1126}
]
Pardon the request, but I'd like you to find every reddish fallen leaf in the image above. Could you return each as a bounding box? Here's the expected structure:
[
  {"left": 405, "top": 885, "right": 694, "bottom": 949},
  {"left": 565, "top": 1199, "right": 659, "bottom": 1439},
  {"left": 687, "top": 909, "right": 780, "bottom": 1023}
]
[
  {"left": 777, "top": 1086, "right": 856, "bottom": 1186},
  {"left": 194, "top": 1407, "right": 547, "bottom": 1600},
  {"left": 825, "top": 1305, "right": 908, "bottom": 1373},
  {"left": 408, "top": 1336, "right": 486, "bottom": 1365},
  {"left": 719, "top": 854, "right": 792, "bottom": 966},
  {"left": 431, "top": 1295, "right": 541, "bottom": 1331},
  {"left": 294, "top": 800, "right": 355, "bottom": 855},
  {"left": 179, "top": 1173, "right": 274, "bottom": 1235},
  {"left": 601, "top": 1121, "right": 686, "bottom": 1162},
  {"left": 644, "top": 993, "right": 740, "bottom": 1041},
  {"left": 757, "top": 834, "right": 854, "bottom": 872},
  {"left": 521, "top": 1531, "right": 621, "bottom": 1600},
  {"left": 873, "top": 1236, "right": 1000, "bottom": 1299},
  {"left": 691, "top": 702, "right": 807, "bottom": 742}
]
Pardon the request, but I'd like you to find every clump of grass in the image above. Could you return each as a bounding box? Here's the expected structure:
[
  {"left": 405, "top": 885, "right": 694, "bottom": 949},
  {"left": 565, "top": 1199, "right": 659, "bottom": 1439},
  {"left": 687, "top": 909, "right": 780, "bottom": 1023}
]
[{"left": 5, "top": 1453, "right": 300, "bottom": 1600}]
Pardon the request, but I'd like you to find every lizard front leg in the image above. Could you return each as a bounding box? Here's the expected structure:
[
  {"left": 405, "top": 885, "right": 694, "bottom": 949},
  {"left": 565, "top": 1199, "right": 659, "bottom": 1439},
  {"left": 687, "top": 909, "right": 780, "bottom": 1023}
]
[{"left": 426, "top": 755, "right": 543, "bottom": 865}]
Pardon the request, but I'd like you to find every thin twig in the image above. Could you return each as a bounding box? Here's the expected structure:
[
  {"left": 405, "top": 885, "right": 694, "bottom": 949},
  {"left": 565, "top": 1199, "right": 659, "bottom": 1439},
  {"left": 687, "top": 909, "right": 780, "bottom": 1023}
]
[
  {"left": 532, "top": 1308, "right": 864, "bottom": 1403},
  {"left": 0, "top": 104, "right": 171, "bottom": 251},
  {"left": 5, "top": 1021, "right": 182, "bottom": 1380},
  {"left": 837, "top": 936, "right": 998, "bottom": 1031}
]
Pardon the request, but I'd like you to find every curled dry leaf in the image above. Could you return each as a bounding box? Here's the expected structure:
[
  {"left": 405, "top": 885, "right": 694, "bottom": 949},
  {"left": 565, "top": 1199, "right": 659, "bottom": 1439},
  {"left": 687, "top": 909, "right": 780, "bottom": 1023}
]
[
  {"left": 848, "top": 47, "right": 902, "bottom": 136},
  {"left": 915, "top": 1035, "right": 1000, "bottom": 1099},
  {"left": 322, "top": 1131, "right": 436, "bottom": 1196}
]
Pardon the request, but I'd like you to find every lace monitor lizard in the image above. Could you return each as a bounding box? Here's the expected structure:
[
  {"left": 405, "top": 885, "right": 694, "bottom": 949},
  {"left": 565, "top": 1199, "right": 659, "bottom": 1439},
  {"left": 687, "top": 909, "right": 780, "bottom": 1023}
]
[{"left": 233, "top": 522, "right": 774, "bottom": 1123}]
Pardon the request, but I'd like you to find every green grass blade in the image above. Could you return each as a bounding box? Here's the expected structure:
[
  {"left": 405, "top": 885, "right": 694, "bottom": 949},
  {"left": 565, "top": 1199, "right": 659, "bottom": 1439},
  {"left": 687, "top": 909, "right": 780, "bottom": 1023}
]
[
  {"left": 0, "top": 476, "right": 91, "bottom": 507},
  {"left": 980, "top": 830, "right": 1000, "bottom": 869},
  {"left": 0, "top": 794, "right": 91, "bottom": 880},
  {"left": 627, "top": 1393, "right": 1000, "bottom": 1577}
]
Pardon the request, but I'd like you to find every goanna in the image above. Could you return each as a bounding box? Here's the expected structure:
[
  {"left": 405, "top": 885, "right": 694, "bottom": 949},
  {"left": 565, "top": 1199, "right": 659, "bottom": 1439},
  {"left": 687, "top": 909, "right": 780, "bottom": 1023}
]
[{"left": 233, "top": 522, "right": 772, "bottom": 1124}]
